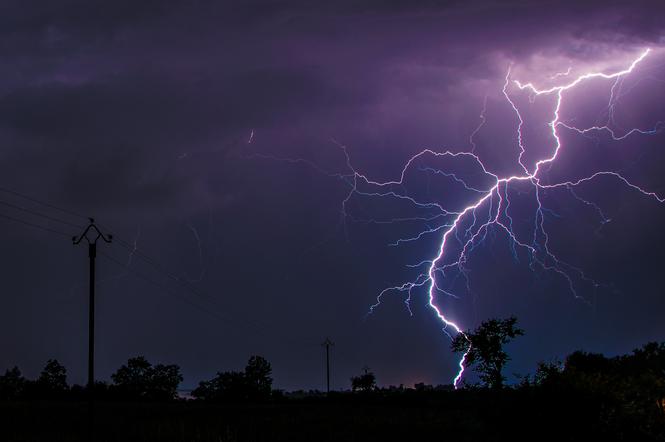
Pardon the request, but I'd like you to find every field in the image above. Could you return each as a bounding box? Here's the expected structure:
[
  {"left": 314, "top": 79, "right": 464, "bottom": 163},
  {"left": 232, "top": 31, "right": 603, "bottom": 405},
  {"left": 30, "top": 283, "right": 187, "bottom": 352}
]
[{"left": 0, "top": 389, "right": 646, "bottom": 442}]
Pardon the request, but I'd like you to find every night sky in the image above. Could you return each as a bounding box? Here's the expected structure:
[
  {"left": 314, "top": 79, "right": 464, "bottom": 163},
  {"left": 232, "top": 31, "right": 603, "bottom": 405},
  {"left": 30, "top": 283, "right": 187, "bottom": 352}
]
[{"left": 2, "top": 0, "right": 665, "bottom": 391}]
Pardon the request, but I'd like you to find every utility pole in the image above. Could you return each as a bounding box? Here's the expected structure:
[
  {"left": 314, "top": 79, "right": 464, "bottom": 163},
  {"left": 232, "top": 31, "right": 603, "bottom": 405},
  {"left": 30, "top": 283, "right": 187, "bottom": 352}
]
[
  {"left": 73, "top": 218, "right": 111, "bottom": 440},
  {"left": 321, "top": 337, "right": 334, "bottom": 394}
]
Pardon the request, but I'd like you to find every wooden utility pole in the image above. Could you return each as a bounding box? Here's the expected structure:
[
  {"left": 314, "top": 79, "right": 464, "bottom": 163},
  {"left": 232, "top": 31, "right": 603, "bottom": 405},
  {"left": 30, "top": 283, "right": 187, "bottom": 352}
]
[
  {"left": 321, "top": 337, "right": 334, "bottom": 394},
  {"left": 73, "top": 219, "right": 111, "bottom": 440}
]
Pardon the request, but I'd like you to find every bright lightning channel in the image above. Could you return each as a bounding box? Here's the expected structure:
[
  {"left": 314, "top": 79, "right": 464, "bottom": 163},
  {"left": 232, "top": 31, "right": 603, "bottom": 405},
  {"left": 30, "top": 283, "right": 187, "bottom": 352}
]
[
  {"left": 252, "top": 48, "right": 663, "bottom": 388},
  {"left": 351, "top": 48, "right": 662, "bottom": 388}
]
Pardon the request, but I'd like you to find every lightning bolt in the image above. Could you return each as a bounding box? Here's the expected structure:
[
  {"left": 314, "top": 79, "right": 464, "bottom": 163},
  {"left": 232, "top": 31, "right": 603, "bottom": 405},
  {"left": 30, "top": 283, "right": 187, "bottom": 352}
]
[
  {"left": 347, "top": 48, "right": 664, "bottom": 388},
  {"left": 251, "top": 47, "right": 664, "bottom": 388}
]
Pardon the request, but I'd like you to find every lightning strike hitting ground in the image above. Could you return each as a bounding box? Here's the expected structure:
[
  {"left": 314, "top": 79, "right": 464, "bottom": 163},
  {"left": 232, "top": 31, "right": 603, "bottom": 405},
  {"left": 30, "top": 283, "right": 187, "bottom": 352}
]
[
  {"left": 354, "top": 48, "right": 664, "bottom": 388},
  {"left": 253, "top": 48, "right": 664, "bottom": 388}
]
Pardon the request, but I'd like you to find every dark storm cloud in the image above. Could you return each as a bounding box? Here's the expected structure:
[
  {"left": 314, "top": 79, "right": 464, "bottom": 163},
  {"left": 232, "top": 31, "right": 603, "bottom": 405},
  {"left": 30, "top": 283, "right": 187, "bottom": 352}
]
[
  {"left": 1, "top": 0, "right": 665, "bottom": 390},
  {"left": 0, "top": 60, "right": 371, "bottom": 210}
]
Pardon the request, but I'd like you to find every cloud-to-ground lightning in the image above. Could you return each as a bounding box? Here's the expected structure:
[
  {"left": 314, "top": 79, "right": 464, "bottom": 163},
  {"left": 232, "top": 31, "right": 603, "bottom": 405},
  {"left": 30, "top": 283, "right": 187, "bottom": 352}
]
[{"left": 253, "top": 48, "right": 664, "bottom": 388}]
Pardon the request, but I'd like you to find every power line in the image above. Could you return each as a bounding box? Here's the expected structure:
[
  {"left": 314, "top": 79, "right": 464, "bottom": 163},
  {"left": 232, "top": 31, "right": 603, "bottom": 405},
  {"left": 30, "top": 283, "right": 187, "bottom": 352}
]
[
  {"left": 0, "top": 196, "right": 300, "bottom": 344},
  {"left": 0, "top": 186, "right": 237, "bottom": 314},
  {"left": 0, "top": 199, "right": 84, "bottom": 229},
  {"left": 0, "top": 211, "right": 74, "bottom": 238},
  {"left": 104, "top": 243, "right": 319, "bottom": 349},
  {"left": 113, "top": 237, "right": 317, "bottom": 341},
  {"left": 0, "top": 206, "right": 272, "bottom": 338},
  {"left": 0, "top": 199, "right": 223, "bottom": 324},
  {"left": 113, "top": 239, "right": 267, "bottom": 325},
  {"left": 0, "top": 185, "right": 88, "bottom": 220},
  {"left": 98, "top": 250, "right": 258, "bottom": 330},
  {"left": 0, "top": 185, "right": 319, "bottom": 349}
]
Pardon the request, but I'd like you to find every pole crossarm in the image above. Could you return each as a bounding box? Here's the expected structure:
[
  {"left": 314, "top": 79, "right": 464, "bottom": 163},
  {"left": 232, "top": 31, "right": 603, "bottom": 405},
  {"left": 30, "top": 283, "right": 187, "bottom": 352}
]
[{"left": 72, "top": 218, "right": 112, "bottom": 246}]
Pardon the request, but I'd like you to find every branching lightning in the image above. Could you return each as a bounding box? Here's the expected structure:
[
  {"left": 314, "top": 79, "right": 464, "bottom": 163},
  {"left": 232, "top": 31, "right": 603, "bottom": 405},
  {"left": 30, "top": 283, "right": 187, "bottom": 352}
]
[
  {"left": 352, "top": 47, "right": 665, "bottom": 387},
  {"left": 252, "top": 48, "right": 664, "bottom": 388}
]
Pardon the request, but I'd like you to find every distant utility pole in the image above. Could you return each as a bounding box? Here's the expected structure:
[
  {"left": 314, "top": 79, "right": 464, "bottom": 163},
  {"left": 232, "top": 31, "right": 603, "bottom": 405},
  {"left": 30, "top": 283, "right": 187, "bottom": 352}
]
[
  {"left": 321, "top": 337, "right": 334, "bottom": 394},
  {"left": 73, "top": 218, "right": 111, "bottom": 439}
]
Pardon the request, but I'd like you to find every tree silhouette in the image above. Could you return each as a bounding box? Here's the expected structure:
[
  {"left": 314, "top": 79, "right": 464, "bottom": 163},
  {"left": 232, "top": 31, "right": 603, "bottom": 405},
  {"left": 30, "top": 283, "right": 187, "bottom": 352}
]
[
  {"left": 111, "top": 356, "right": 152, "bottom": 398},
  {"left": 451, "top": 316, "right": 524, "bottom": 389},
  {"left": 245, "top": 355, "right": 273, "bottom": 400},
  {"left": 533, "top": 342, "right": 665, "bottom": 429},
  {"left": 192, "top": 355, "right": 273, "bottom": 402},
  {"left": 193, "top": 371, "right": 247, "bottom": 401},
  {"left": 351, "top": 368, "right": 376, "bottom": 392},
  {"left": 534, "top": 360, "right": 563, "bottom": 388},
  {"left": 111, "top": 356, "right": 182, "bottom": 400},
  {"left": 0, "top": 366, "right": 25, "bottom": 400},
  {"left": 37, "top": 359, "right": 68, "bottom": 393},
  {"left": 150, "top": 363, "right": 184, "bottom": 400}
]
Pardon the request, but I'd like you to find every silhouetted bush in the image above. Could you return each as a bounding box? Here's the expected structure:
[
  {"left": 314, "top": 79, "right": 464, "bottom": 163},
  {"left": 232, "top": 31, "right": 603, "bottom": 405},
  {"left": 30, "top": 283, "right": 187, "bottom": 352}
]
[
  {"left": 192, "top": 355, "right": 273, "bottom": 402},
  {"left": 533, "top": 343, "right": 665, "bottom": 438},
  {"left": 351, "top": 369, "right": 376, "bottom": 392},
  {"left": 20, "top": 359, "right": 70, "bottom": 400},
  {"left": 111, "top": 356, "right": 183, "bottom": 401},
  {"left": 38, "top": 359, "right": 68, "bottom": 391},
  {"left": 0, "top": 366, "right": 25, "bottom": 400}
]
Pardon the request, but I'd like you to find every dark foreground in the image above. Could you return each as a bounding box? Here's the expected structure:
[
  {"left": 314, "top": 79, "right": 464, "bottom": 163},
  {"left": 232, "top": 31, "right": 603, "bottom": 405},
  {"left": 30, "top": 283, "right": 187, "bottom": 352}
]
[{"left": 1, "top": 389, "right": 662, "bottom": 442}]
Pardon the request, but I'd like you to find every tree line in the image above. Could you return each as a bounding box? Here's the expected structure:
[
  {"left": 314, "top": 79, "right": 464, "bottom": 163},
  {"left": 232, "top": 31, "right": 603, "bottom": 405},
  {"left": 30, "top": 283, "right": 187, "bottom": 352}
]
[
  {"left": 1, "top": 317, "right": 664, "bottom": 419},
  {"left": 0, "top": 355, "right": 275, "bottom": 402},
  {"left": 1, "top": 317, "right": 663, "bottom": 439}
]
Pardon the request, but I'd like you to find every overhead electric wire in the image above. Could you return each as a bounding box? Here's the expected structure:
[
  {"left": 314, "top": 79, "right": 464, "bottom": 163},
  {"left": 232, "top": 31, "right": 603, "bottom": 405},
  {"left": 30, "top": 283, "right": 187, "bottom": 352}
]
[
  {"left": 113, "top": 241, "right": 280, "bottom": 330},
  {"left": 0, "top": 199, "right": 84, "bottom": 229},
  {"left": 0, "top": 195, "right": 267, "bottom": 335},
  {"left": 0, "top": 206, "right": 281, "bottom": 340},
  {"left": 112, "top": 237, "right": 228, "bottom": 305},
  {"left": 101, "top": 249, "right": 319, "bottom": 348},
  {"left": 0, "top": 185, "right": 88, "bottom": 221},
  {"left": 0, "top": 211, "right": 74, "bottom": 238},
  {"left": 111, "top": 239, "right": 320, "bottom": 347},
  {"left": 0, "top": 183, "right": 318, "bottom": 348},
  {"left": 98, "top": 250, "right": 243, "bottom": 329}
]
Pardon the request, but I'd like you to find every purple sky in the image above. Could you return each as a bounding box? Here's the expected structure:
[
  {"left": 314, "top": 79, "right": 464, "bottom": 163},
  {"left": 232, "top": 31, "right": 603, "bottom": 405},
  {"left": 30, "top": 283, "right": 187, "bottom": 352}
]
[{"left": 1, "top": 0, "right": 665, "bottom": 390}]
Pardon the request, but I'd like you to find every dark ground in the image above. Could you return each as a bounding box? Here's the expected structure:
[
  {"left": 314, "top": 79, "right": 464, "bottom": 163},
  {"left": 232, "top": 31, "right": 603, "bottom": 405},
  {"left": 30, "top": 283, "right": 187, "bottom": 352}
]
[{"left": 0, "top": 389, "right": 659, "bottom": 442}]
